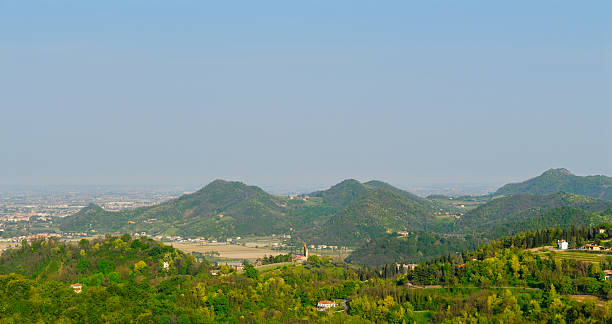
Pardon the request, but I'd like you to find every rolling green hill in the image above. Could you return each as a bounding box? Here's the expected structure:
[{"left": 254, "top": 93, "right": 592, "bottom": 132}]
[
  {"left": 62, "top": 179, "right": 447, "bottom": 247},
  {"left": 61, "top": 180, "right": 291, "bottom": 237},
  {"left": 0, "top": 235, "right": 204, "bottom": 282},
  {"left": 303, "top": 186, "right": 445, "bottom": 246},
  {"left": 495, "top": 168, "right": 612, "bottom": 199},
  {"left": 345, "top": 231, "right": 482, "bottom": 267},
  {"left": 347, "top": 193, "right": 612, "bottom": 266},
  {"left": 309, "top": 179, "right": 371, "bottom": 207},
  {"left": 454, "top": 192, "right": 612, "bottom": 235}
]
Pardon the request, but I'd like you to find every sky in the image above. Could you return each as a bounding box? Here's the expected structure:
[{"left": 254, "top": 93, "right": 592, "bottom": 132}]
[{"left": 1, "top": 1, "right": 611, "bottom": 189}]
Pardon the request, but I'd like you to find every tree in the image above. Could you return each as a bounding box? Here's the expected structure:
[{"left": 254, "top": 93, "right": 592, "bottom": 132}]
[{"left": 244, "top": 264, "right": 258, "bottom": 280}]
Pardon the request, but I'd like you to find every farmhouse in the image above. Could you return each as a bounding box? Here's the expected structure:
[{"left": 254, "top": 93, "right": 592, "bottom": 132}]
[
  {"left": 600, "top": 229, "right": 606, "bottom": 234},
  {"left": 557, "top": 240, "right": 568, "bottom": 250},
  {"left": 209, "top": 270, "right": 220, "bottom": 276},
  {"left": 604, "top": 270, "right": 612, "bottom": 281},
  {"left": 70, "top": 283, "right": 83, "bottom": 293},
  {"left": 583, "top": 244, "right": 601, "bottom": 251},
  {"left": 317, "top": 300, "right": 336, "bottom": 311},
  {"left": 396, "top": 263, "right": 418, "bottom": 271}
]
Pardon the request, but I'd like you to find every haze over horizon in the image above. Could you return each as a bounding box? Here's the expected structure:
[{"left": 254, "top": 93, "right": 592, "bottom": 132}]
[{"left": 2, "top": 1, "right": 611, "bottom": 187}]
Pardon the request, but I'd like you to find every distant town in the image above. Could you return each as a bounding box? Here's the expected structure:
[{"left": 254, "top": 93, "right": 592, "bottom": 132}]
[{"left": 0, "top": 186, "right": 192, "bottom": 242}]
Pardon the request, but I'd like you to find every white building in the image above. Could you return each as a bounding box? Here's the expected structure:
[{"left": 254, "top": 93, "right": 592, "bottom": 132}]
[
  {"left": 317, "top": 300, "right": 336, "bottom": 311},
  {"left": 70, "top": 283, "right": 83, "bottom": 293},
  {"left": 557, "top": 240, "right": 568, "bottom": 250}
]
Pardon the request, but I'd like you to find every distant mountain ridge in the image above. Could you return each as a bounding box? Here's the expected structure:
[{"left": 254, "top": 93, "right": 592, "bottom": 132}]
[
  {"left": 61, "top": 178, "right": 444, "bottom": 245},
  {"left": 305, "top": 182, "right": 443, "bottom": 246},
  {"left": 62, "top": 180, "right": 290, "bottom": 237},
  {"left": 455, "top": 192, "right": 612, "bottom": 236},
  {"left": 60, "top": 169, "right": 612, "bottom": 266},
  {"left": 348, "top": 194, "right": 612, "bottom": 266},
  {"left": 495, "top": 168, "right": 612, "bottom": 200}
]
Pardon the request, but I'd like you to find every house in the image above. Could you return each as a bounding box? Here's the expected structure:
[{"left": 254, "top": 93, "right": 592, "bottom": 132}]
[
  {"left": 235, "top": 265, "right": 244, "bottom": 272},
  {"left": 557, "top": 240, "right": 568, "bottom": 250},
  {"left": 600, "top": 229, "right": 606, "bottom": 234},
  {"left": 294, "top": 255, "right": 308, "bottom": 263},
  {"left": 396, "top": 263, "right": 418, "bottom": 271},
  {"left": 397, "top": 231, "right": 409, "bottom": 237},
  {"left": 317, "top": 300, "right": 336, "bottom": 311},
  {"left": 604, "top": 270, "right": 612, "bottom": 280},
  {"left": 209, "top": 270, "right": 220, "bottom": 276},
  {"left": 70, "top": 283, "right": 83, "bottom": 293},
  {"left": 583, "top": 244, "right": 601, "bottom": 251}
]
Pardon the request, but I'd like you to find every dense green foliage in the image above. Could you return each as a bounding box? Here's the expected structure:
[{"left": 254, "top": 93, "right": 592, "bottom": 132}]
[
  {"left": 455, "top": 192, "right": 612, "bottom": 236},
  {"left": 60, "top": 176, "right": 612, "bottom": 267},
  {"left": 496, "top": 168, "right": 612, "bottom": 200},
  {"left": 61, "top": 180, "right": 292, "bottom": 237},
  {"left": 4, "top": 230, "right": 612, "bottom": 322},
  {"left": 307, "top": 189, "right": 441, "bottom": 246},
  {"left": 348, "top": 195, "right": 612, "bottom": 266},
  {"left": 61, "top": 179, "right": 448, "bottom": 248},
  {"left": 346, "top": 232, "right": 483, "bottom": 267},
  {"left": 0, "top": 235, "right": 204, "bottom": 283}
]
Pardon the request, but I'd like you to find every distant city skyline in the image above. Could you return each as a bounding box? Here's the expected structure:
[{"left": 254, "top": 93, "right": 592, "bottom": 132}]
[{"left": 2, "top": 2, "right": 610, "bottom": 187}]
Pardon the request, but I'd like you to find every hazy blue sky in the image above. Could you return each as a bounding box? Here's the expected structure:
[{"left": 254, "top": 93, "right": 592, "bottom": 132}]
[{"left": 1, "top": 1, "right": 611, "bottom": 188}]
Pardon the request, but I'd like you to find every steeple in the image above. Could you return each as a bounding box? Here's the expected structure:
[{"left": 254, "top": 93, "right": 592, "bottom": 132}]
[{"left": 303, "top": 243, "right": 309, "bottom": 257}]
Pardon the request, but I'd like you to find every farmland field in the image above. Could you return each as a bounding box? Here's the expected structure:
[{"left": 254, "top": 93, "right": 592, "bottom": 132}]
[
  {"left": 570, "top": 295, "right": 606, "bottom": 307},
  {"left": 535, "top": 249, "right": 611, "bottom": 264},
  {"left": 169, "top": 242, "right": 281, "bottom": 261}
]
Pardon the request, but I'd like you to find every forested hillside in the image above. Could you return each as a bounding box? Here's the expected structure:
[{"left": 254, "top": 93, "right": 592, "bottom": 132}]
[
  {"left": 3, "top": 228, "right": 612, "bottom": 322},
  {"left": 61, "top": 180, "right": 292, "bottom": 237},
  {"left": 0, "top": 235, "right": 203, "bottom": 282},
  {"left": 345, "top": 232, "right": 483, "bottom": 266},
  {"left": 59, "top": 172, "right": 612, "bottom": 267},
  {"left": 454, "top": 192, "right": 612, "bottom": 235},
  {"left": 61, "top": 179, "right": 450, "bottom": 247},
  {"left": 347, "top": 196, "right": 612, "bottom": 266},
  {"left": 496, "top": 168, "right": 612, "bottom": 199},
  {"left": 306, "top": 189, "right": 442, "bottom": 246}
]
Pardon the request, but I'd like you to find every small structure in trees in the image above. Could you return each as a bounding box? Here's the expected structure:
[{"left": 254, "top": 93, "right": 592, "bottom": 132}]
[
  {"left": 317, "top": 300, "right": 336, "bottom": 311},
  {"left": 557, "top": 240, "right": 568, "bottom": 250},
  {"left": 70, "top": 283, "right": 83, "bottom": 293}
]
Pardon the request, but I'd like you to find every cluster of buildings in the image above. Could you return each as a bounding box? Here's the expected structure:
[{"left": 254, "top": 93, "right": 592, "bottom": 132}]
[
  {"left": 316, "top": 300, "right": 337, "bottom": 311},
  {"left": 395, "top": 263, "right": 418, "bottom": 272},
  {"left": 557, "top": 240, "right": 612, "bottom": 251},
  {"left": 0, "top": 232, "right": 61, "bottom": 243},
  {"left": 307, "top": 244, "right": 341, "bottom": 250},
  {"left": 557, "top": 229, "right": 609, "bottom": 251},
  {"left": 209, "top": 264, "right": 245, "bottom": 276},
  {"left": 289, "top": 195, "right": 311, "bottom": 201}
]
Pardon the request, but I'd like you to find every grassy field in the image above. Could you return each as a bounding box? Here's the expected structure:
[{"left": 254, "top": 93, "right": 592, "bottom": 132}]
[
  {"left": 535, "top": 249, "right": 609, "bottom": 263},
  {"left": 169, "top": 242, "right": 281, "bottom": 262},
  {"left": 413, "top": 310, "right": 434, "bottom": 323},
  {"left": 570, "top": 295, "right": 606, "bottom": 307}
]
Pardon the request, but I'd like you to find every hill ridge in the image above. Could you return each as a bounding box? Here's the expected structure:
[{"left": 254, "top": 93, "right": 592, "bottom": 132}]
[{"left": 495, "top": 168, "right": 612, "bottom": 200}]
